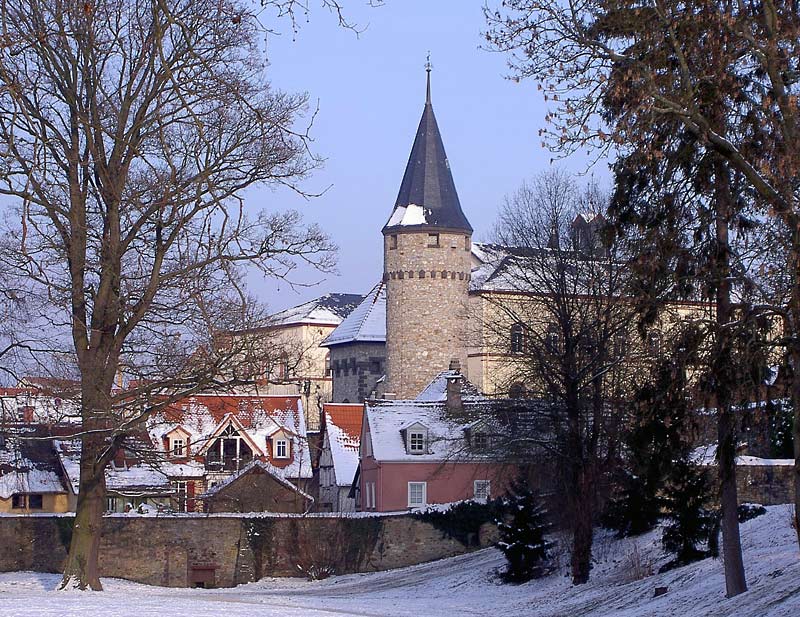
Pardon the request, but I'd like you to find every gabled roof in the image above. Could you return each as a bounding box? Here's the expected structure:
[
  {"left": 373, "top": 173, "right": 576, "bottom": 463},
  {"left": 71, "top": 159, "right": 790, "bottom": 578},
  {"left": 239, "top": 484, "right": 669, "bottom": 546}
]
[
  {"left": 323, "top": 403, "right": 363, "bottom": 488},
  {"left": 383, "top": 71, "right": 472, "bottom": 234},
  {"left": 149, "top": 393, "right": 312, "bottom": 479},
  {"left": 267, "top": 293, "right": 365, "bottom": 327},
  {"left": 322, "top": 282, "right": 386, "bottom": 347},
  {"left": 200, "top": 459, "right": 314, "bottom": 502},
  {"left": 416, "top": 370, "right": 482, "bottom": 402},
  {"left": 0, "top": 425, "right": 69, "bottom": 498}
]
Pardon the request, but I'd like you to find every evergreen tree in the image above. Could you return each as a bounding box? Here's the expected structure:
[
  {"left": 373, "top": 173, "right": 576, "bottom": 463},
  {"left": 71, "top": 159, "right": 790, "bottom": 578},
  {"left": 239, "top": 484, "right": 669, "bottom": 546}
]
[
  {"left": 661, "top": 458, "right": 719, "bottom": 570},
  {"left": 604, "top": 331, "right": 699, "bottom": 537},
  {"left": 496, "top": 478, "right": 555, "bottom": 583}
]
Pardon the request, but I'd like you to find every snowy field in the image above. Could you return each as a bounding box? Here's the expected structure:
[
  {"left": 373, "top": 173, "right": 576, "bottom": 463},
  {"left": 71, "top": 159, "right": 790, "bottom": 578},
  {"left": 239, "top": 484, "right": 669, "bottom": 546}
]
[{"left": 1, "top": 505, "right": 798, "bottom": 617}]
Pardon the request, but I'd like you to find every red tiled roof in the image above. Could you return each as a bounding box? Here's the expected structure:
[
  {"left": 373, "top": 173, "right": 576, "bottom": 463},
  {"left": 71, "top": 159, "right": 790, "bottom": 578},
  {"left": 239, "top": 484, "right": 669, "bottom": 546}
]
[
  {"left": 323, "top": 403, "right": 364, "bottom": 442},
  {"left": 163, "top": 393, "right": 302, "bottom": 429}
]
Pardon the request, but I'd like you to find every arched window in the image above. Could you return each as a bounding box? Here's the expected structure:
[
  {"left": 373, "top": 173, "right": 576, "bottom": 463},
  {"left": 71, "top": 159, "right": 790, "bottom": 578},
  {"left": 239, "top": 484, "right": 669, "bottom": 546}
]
[
  {"left": 509, "top": 383, "right": 526, "bottom": 399},
  {"left": 510, "top": 322, "right": 527, "bottom": 354}
]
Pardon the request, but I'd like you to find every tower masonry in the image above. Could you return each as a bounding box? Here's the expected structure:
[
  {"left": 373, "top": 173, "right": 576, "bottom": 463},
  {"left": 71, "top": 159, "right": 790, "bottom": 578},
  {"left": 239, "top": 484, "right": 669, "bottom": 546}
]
[{"left": 382, "top": 67, "right": 473, "bottom": 399}]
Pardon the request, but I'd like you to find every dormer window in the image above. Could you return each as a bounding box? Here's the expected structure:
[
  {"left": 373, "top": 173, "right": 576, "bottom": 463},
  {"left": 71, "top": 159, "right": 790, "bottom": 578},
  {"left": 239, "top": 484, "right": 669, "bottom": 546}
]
[
  {"left": 472, "top": 432, "right": 490, "bottom": 451},
  {"left": 408, "top": 431, "right": 426, "bottom": 454},
  {"left": 171, "top": 438, "right": 186, "bottom": 457},
  {"left": 274, "top": 438, "right": 289, "bottom": 459}
]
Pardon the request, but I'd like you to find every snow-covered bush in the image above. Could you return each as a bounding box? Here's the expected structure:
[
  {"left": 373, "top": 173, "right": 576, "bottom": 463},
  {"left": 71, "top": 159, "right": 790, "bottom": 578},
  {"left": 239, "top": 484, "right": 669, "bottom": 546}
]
[{"left": 414, "top": 499, "right": 504, "bottom": 547}]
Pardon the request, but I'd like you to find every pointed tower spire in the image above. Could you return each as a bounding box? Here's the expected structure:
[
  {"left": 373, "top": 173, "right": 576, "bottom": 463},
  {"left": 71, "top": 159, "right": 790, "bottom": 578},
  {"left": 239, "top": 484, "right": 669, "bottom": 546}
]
[
  {"left": 425, "top": 52, "right": 432, "bottom": 105},
  {"left": 382, "top": 61, "right": 472, "bottom": 234}
]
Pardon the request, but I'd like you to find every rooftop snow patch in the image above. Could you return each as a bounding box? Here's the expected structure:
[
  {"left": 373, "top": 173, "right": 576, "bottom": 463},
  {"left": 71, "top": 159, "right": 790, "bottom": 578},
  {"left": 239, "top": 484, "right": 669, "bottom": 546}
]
[{"left": 322, "top": 282, "right": 386, "bottom": 346}]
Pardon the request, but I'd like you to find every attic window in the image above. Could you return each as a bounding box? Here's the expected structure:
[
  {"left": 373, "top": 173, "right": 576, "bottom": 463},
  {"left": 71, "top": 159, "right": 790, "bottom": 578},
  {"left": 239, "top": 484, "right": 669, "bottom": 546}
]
[
  {"left": 408, "top": 431, "right": 426, "bottom": 454},
  {"left": 427, "top": 233, "right": 440, "bottom": 248},
  {"left": 274, "top": 438, "right": 289, "bottom": 459},
  {"left": 171, "top": 438, "right": 185, "bottom": 457}
]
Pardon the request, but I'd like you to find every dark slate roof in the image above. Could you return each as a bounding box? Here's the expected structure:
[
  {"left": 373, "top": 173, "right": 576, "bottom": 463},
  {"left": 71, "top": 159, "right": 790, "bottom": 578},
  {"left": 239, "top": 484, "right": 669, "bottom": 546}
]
[
  {"left": 383, "top": 72, "right": 472, "bottom": 234},
  {"left": 268, "top": 293, "right": 366, "bottom": 327}
]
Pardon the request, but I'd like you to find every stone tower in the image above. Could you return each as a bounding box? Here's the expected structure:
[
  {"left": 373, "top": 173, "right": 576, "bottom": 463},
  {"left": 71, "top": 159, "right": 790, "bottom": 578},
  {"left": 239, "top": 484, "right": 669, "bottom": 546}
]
[{"left": 382, "top": 67, "right": 473, "bottom": 399}]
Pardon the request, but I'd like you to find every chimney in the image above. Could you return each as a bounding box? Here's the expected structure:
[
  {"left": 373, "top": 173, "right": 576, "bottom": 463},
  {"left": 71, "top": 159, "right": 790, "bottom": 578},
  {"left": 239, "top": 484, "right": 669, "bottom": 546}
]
[{"left": 446, "top": 359, "right": 463, "bottom": 415}]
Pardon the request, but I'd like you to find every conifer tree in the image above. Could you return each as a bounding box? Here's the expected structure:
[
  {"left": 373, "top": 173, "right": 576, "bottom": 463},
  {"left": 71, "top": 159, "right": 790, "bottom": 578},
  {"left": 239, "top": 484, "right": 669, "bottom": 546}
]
[
  {"left": 497, "top": 477, "right": 555, "bottom": 583},
  {"left": 661, "top": 459, "right": 719, "bottom": 570}
]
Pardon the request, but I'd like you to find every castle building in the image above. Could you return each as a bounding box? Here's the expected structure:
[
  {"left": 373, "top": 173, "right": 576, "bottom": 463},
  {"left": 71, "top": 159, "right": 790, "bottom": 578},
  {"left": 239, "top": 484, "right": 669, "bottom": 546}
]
[{"left": 381, "top": 68, "right": 473, "bottom": 399}]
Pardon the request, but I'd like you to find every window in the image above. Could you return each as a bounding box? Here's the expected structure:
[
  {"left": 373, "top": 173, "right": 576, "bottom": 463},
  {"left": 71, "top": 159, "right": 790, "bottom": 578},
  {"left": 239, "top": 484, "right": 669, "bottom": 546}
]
[
  {"left": 172, "top": 481, "right": 188, "bottom": 513},
  {"left": 647, "top": 331, "right": 661, "bottom": 355},
  {"left": 370, "top": 359, "right": 382, "bottom": 375},
  {"left": 472, "top": 432, "right": 490, "bottom": 451},
  {"left": 324, "top": 352, "right": 331, "bottom": 377},
  {"left": 389, "top": 234, "right": 398, "bottom": 249},
  {"left": 408, "top": 482, "right": 427, "bottom": 508},
  {"left": 510, "top": 323, "right": 528, "bottom": 354},
  {"left": 408, "top": 431, "right": 426, "bottom": 454},
  {"left": 106, "top": 497, "right": 118, "bottom": 513},
  {"left": 474, "top": 480, "right": 491, "bottom": 502},
  {"left": 545, "top": 324, "right": 561, "bottom": 354},
  {"left": 274, "top": 438, "right": 289, "bottom": 458},
  {"left": 11, "top": 494, "right": 25, "bottom": 509},
  {"left": 171, "top": 438, "right": 185, "bottom": 457},
  {"left": 509, "top": 382, "right": 526, "bottom": 399},
  {"left": 27, "top": 494, "right": 43, "bottom": 509},
  {"left": 464, "top": 235, "right": 471, "bottom": 251},
  {"left": 364, "top": 481, "right": 376, "bottom": 510},
  {"left": 427, "top": 233, "right": 440, "bottom": 247}
]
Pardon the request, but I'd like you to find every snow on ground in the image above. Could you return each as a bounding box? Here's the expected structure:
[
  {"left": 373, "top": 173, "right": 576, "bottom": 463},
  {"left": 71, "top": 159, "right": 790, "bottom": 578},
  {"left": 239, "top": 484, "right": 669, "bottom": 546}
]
[{"left": 1, "top": 505, "right": 798, "bottom": 617}]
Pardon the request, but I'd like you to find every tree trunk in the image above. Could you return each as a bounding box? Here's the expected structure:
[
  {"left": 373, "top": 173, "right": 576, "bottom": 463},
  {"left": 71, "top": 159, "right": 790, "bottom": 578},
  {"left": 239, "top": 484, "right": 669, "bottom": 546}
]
[
  {"left": 713, "top": 162, "right": 747, "bottom": 597},
  {"left": 790, "top": 248, "right": 800, "bottom": 548},
  {"left": 61, "top": 437, "right": 107, "bottom": 591},
  {"left": 570, "top": 467, "right": 594, "bottom": 585}
]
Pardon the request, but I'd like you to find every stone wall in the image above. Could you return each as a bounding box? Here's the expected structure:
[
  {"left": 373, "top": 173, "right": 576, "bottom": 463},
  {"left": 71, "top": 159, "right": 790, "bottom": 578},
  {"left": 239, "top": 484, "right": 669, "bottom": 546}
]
[
  {"left": 0, "top": 513, "right": 497, "bottom": 588},
  {"left": 735, "top": 465, "right": 795, "bottom": 505},
  {"left": 329, "top": 341, "right": 386, "bottom": 403},
  {"left": 703, "top": 463, "right": 795, "bottom": 506}
]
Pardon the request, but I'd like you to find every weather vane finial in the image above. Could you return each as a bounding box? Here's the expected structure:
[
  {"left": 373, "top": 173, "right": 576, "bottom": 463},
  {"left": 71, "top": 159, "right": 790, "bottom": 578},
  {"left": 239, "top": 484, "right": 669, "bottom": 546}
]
[{"left": 425, "top": 51, "right": 432, "bottom": 104}]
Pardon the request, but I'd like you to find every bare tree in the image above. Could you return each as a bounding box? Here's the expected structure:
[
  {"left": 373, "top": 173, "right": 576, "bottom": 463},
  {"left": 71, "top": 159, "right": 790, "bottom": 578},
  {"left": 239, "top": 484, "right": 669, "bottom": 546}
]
[
  {"left": 0, "top": 0, "right": 342, "bottom": 589},
  {"left": 481, "top": 170, "right": 636, "bottom": 584}
]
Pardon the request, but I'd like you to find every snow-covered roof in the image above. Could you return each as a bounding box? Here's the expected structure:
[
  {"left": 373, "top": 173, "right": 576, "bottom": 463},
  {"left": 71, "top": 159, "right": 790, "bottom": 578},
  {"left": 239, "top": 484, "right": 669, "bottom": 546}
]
[
  {"left": 267, "top": 293, "right": 365, "bottom": 327},
  {"left": 385, "top": 203, "right": 429, "bottom": 227},
  {"left": 416, "top": 370, "right": 482, "bottom": 402},
  {"left": 690, "top": 443, "right": 794, "bottom": 467},
  {"left": 364, "top": 399, "right": 519, "bottom": 463},
  {"left": 55, "top": 439, "right": 173, "bottom": 496},
  {"left": 0, "top": 426, "right": 68, "bottom": 499},
  {"left": 0, "top": 390, "right": 80, "bottom": 425},
  {"left": 322, "top": 282, "right": 386, "bottom": 347},
  {"left": 200, "top": 459, "right": 313, "bottom": 502},
  {"left": 323, "top": 404, "right": 363, "bottom": 487},
  {"left": 148, "top": 394, "right": 312, "bottom": 479}
]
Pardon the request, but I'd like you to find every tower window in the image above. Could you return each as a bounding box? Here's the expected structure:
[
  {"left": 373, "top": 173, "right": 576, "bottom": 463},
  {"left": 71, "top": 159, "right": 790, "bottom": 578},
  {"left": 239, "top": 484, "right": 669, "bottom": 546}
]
[
  {"left": 389, "top": 234, "right": 398, "bottom": 249},
  {"left": 427, "top": 233, "right": 440, "bottom": 247},
  {"left": 464, "top": 236, "right": 470, "bottom": 251}
]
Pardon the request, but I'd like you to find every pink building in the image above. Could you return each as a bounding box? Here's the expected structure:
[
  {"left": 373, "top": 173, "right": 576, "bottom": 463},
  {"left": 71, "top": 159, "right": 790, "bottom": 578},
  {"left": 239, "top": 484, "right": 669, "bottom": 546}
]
[{"left": 356, "top": 370, "right": 517, "bottom": 512}]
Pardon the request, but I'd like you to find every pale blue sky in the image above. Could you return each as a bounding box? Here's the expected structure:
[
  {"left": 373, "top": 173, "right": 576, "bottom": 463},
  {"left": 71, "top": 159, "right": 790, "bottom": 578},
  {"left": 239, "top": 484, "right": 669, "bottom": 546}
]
[{"left": 251, "top": 1, "right": 612, "bottom": 312}]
